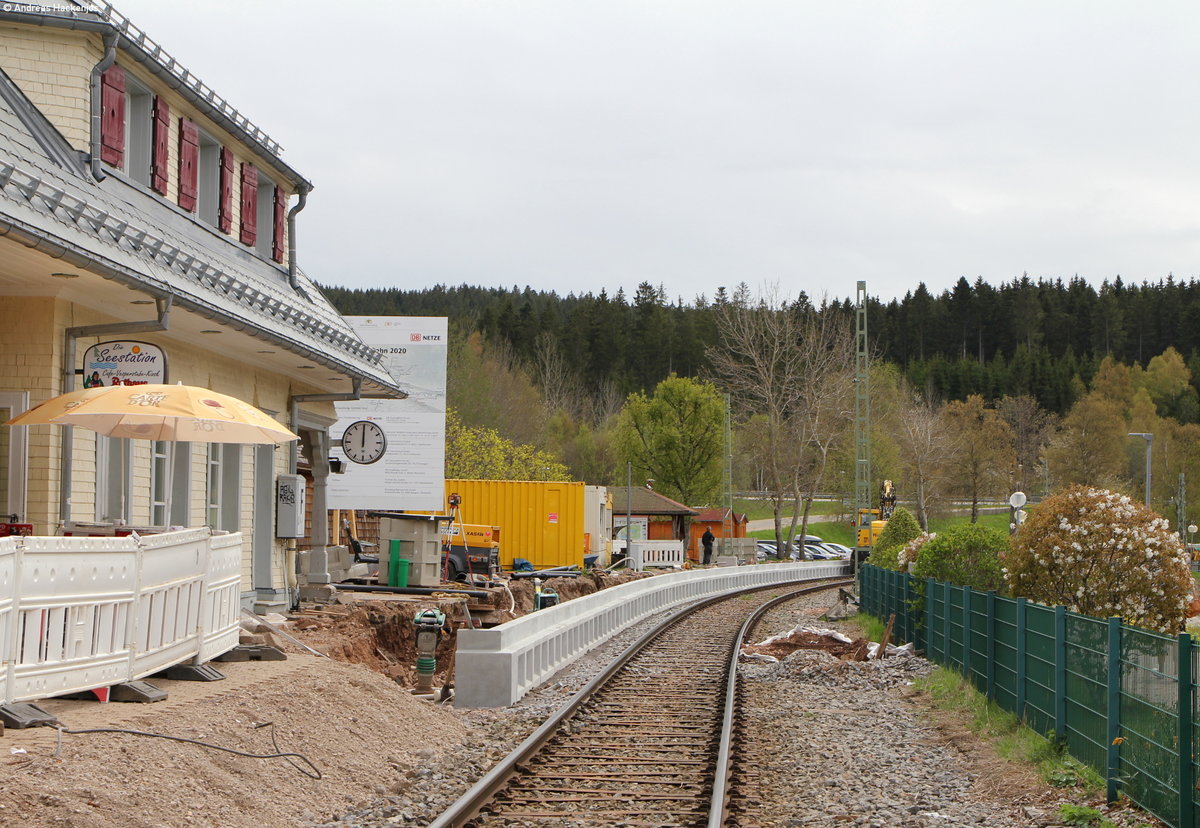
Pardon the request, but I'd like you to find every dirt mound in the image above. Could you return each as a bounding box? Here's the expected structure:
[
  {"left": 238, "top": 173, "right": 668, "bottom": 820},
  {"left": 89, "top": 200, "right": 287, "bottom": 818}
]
[
  {"left": 742, "top": 628, "right": 871, "bottom": 661},
  {"left": 0, "top": 657, "right": 470, "bottom": 828}
]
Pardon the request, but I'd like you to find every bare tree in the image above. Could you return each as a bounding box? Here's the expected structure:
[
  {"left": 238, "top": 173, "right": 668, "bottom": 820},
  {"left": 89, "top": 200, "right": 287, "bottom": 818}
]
[
  {"left": 943, "top": 395, "right": 1016, "bottom": 522},
  {"left": 707, "top": 285, "right": 855, "bottom": 557},
  {"left": 892, "top": 390, "right": 956, "bottom": 530}
]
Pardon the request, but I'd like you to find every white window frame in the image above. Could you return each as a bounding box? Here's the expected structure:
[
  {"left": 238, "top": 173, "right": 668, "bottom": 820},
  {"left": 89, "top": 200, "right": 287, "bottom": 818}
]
[
  {"left": 208, "top": 443, "right": 241, "bottom": 533},
  {"left": 196, "top": 128, "right": 221, "bottom": 228},
  {"left": 123, "top": 74, "right": 153, "bottom": 187},
  {"left": 0, "top": 392, "right": 28, "bottom": 523},
  {"left": 96, "top": 435, "right": 132, "bottom": 523},
  {"left": 255, "top": 174, "right": 275, "bottom": 258},
  {"left": 151, "top": 441, "right": 192, "bottom": 527}
]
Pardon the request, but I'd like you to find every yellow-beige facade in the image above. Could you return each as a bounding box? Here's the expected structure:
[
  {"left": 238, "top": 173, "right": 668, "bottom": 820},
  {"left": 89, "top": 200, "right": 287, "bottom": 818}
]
[{"left": 0, "top": 2, "right": 403, "bottom": 612}]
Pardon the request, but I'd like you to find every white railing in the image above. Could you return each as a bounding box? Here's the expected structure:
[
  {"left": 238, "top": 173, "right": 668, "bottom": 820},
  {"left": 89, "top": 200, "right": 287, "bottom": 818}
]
[
  {"left": 455, "top": 560, "right": 850, "bottom": 707},
  {"left": 628, "top": 540, "right": 687, "bottom": 570},
  {"left": 0, "top": 529, "right": 242, "bottom": 706}
]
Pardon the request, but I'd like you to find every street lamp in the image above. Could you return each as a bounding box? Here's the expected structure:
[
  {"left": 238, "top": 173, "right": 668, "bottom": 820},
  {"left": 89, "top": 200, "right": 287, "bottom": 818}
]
[
  {"left": 1189, "top": 524, "right": 1198, "bottom": 556},
  {"left": 1128, "top": 432, "right": 1153, "bottom": 508}
]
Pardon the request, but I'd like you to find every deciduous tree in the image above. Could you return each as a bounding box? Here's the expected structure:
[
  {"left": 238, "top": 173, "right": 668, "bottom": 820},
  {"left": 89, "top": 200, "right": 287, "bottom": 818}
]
[{"left": 614, "top": 375, "right": 725, "bottom": 505}]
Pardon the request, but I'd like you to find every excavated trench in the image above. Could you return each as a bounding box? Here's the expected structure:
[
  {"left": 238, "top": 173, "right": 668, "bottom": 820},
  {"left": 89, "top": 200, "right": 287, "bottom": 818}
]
[{"left": 288, "top": 571, "right": 655, "bottom": 690}]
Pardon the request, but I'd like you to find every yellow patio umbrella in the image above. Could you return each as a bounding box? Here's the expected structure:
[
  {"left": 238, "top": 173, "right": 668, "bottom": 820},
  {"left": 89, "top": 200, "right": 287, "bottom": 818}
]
[
  {"left": 7, "top": 383, "right": 298, "bottom": 444},
  {"left": 5, "top": 385, "right": 111, "bottom": 425},
  {"left": 6, "top": 383, "right": 297, "bottom": 529}
]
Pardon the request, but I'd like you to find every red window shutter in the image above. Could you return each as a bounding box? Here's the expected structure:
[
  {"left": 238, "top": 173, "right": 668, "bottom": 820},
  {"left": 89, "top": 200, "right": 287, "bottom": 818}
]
[
  {"left": 150, "top": 96, "right": 170, "bottom": 194},
  {"left": 239, "top": 163, "right": 258, "bottom": 246},
  {"left": 271, "top": 185, "right": 286, "bottom": 263},
  {"left": 100, "top": 64, "right": 125, "bottom": 167},
  {"left": 177, "top": 118, "right": 199, "bottom": 212},
  {"left": 218, "top": 147, "right": 234, "bottom": 233}
]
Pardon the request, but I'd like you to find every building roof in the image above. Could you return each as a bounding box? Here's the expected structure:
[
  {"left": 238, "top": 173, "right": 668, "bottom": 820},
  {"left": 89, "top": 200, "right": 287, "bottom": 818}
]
[
  {"left": 608, "top": 486, "right": 698, "bottom": 517},
  {"left": 693, "top": 507, "right": 747, "bottom": 524},
  {"left": 0, "top": 76, "right": 403, "bottom": 396},
  {"left": 0, "top": 1, "right": 308, "bottom": 188}
]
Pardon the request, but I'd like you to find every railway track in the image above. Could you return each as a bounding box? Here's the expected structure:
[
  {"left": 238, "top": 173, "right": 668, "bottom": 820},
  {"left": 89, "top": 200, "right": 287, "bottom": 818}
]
[{"left": 431, "top": 577, "right": 853, "bottom": 827}]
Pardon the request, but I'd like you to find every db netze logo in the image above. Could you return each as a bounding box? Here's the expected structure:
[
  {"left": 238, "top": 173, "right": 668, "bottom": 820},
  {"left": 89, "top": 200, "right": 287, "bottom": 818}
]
[{"left": 410, "top": 333, "right": 422, "bottom": 342}]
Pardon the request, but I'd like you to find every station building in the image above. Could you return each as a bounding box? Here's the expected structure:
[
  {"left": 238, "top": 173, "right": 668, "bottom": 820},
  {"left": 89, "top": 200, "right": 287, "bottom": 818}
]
[{"left": 0, "top": 2, "right": 403, "bottom": 612}]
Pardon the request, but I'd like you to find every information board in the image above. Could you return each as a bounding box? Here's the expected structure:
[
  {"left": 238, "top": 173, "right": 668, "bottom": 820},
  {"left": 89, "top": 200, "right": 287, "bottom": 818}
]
[{"left": 327, "top": 317, "right": 447, "bottom": 511}]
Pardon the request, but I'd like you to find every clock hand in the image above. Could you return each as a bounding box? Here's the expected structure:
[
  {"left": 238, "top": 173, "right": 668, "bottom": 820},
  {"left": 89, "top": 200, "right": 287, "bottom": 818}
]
[{"left": 361, "top": 427, "right": 366, "bottom": 452}]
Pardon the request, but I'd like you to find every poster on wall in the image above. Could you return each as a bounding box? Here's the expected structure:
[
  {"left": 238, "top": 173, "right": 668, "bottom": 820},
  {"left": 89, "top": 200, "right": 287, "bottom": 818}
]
[
  {"left": 327, "top": 317, "right": 447, "bottom": 512},
  {"left": 81, "top": 341, "right": 167, "bottom": 387},
  {"left": 612, "top": 516, "right": 649, "bottom": 541}
]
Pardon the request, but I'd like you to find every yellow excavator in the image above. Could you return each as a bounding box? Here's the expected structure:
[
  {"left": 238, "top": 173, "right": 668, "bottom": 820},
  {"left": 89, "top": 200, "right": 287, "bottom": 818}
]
[{"left": 855, "top": 480, "right": 895, "bottom": 550}]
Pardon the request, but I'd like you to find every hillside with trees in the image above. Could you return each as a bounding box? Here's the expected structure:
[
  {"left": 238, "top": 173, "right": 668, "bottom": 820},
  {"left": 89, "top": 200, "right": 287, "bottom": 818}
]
[{"left": 324, "top": 276, "right": 1200, "bottom": 538}]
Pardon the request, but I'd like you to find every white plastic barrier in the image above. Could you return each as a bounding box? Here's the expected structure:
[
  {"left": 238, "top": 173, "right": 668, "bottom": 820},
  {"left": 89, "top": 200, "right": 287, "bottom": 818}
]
[
  {"left": 455, "top": 560, "right": 850, "bottom": 707},
  {"left": 628, "top": 540, "right": 686, "bottom": 570},
  {"left": 0, "top": 528, "right": 242, "bottom": 705}
]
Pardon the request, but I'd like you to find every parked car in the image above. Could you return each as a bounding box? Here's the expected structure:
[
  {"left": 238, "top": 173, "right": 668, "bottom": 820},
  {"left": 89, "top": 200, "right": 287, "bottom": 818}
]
[
  {"left": 756, "top": 541, "right": 780, "bottom": 560},
  {"left": 815, "top": 542, "right": 853, "bottom": 559},
  {"left": 795, "top": 543, "right": 837, "bottom": 560}
]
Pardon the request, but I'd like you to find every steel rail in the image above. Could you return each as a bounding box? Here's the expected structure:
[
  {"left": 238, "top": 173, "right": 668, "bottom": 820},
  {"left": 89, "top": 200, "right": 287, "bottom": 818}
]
[
  {"left": 430, "top": 576, "right": 853, "bottom": 828},
  {"left": 707, "top": 579, "right": 853, "bottom": 827}
]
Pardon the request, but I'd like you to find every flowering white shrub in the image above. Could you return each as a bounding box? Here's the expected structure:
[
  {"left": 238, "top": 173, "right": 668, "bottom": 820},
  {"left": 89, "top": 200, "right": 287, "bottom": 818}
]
[{"left": 1006, "top": 485, "right": 1194, "bottom": 634}]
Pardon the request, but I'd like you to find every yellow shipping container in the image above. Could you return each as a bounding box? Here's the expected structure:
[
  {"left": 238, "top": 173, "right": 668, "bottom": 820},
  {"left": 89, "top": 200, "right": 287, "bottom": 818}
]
[{"left": 444, "top": 480, "right": 587, "bottom": 570}]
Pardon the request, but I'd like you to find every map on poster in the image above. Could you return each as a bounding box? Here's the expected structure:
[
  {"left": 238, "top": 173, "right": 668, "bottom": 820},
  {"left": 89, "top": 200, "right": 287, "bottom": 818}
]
[{"left": 327, "top": 317, "right": 447, "bottom": 511}]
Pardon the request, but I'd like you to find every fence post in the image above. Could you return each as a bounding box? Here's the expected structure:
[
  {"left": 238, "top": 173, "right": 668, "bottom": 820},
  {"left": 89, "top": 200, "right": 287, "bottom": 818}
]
[
  {"left": 1016, "top": 597, "right": 1027, "bottom": 723},
  {"left": 1054, "top": 605, "right": 1067, "bottom": 745},
  {"left": 986, "top": 590, "right": 996, "bottom": 703},
  {"left": 926, "top": 578, "right": 936, "bottom": 661},
  {"left": 943, "top": 581, "right": 951, "bottom": 667},
  {"left": 1106, "top": 617, "right": 1121, "bottom": 805},
  {"left": 962, "top": 586, "right": 971, "bottom": 680},
  {"left": 903, "top": 572, "right": 912, "bottom": 645},
  {"left": 1177, "top": 632, "right": 1194, "bottom": 828}
]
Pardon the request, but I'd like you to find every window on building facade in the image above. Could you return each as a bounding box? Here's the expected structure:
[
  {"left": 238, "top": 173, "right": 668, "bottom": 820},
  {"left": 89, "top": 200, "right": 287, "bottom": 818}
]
[
  {"left": 207, "top": 443, "right": 241, "bottom": 533},
  {"left": 196, "top": 129, "right": 221, "bottom": 228},
  {"left": 151, "top": 441, "right": 191, "bottom": 527},
  {"left": 123, "top": 74, "right": 152, "bottom": 187},
  {"left": 255, "top": 175, "right": 275, "bottom": 259},
  {"left": 95, "top": 435, "right": 132, "bottom": 524}
]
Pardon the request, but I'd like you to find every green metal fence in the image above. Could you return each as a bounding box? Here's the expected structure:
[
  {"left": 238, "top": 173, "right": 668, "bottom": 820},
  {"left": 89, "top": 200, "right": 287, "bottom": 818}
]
[{"left": 858, "top": 564, "right": 1197, "bottom": 828}]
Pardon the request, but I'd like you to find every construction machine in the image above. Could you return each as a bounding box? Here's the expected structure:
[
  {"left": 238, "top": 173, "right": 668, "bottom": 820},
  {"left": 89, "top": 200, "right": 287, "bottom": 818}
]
[{"left": 855, "top": 480, "right": 895, "bottom": 554}]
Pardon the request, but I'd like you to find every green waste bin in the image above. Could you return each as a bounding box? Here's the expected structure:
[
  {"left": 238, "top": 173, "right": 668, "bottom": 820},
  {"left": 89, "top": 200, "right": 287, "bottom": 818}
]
[{"left": 388, "top": 540, "right": 410, "bottom": 588}]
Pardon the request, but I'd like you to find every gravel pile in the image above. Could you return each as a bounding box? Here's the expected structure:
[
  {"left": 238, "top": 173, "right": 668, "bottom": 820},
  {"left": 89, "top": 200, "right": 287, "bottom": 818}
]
[{"left": 747, "top": 647, "right": 936, "bottom": 690}]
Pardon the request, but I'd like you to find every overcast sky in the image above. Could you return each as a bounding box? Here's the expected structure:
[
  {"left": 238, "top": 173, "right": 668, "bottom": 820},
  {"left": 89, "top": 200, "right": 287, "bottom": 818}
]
[{"left": 112, "top": 1, "right": 1200, "bottom": 305}]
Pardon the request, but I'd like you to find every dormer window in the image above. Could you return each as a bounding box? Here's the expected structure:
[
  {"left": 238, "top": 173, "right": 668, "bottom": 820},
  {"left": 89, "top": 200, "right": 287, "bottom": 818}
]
[
  {"left": 99, "top": 65, "right": 152, "bottom": 187},
  {"left": 196, "top": 129, "right": 220, "bottom": 227},
  {"left": 255, "top": 173, "right": 274, "bottom": 259},
  {"left": 123, "top": 75, "right": 152, "bottom": 186}
]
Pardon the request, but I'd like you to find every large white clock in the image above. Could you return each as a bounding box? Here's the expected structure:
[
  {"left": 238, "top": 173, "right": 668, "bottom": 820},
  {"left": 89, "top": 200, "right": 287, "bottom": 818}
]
[{"left": 341, "top": 420, "right": 387, "bottom": 465}]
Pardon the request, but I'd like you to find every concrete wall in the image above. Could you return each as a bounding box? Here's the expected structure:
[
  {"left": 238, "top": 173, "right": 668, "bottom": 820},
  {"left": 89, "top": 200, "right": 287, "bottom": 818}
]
[{"left": 455, "top": 560, "right": 851, "bottom": 708}]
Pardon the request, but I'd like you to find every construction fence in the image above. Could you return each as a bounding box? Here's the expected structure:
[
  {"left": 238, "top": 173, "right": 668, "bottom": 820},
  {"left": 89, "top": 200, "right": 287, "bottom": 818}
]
[{"left": 859, "top": 563, "right": 1199, "bottom": 828}]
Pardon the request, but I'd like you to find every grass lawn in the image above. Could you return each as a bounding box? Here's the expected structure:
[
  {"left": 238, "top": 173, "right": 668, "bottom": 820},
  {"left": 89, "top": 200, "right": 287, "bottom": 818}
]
[
  {"left": 750, "top": 509, "right": 1012, "bottom": 547},
  {"left": 733, "top": 498, "right": 846, "bottom": 522}
]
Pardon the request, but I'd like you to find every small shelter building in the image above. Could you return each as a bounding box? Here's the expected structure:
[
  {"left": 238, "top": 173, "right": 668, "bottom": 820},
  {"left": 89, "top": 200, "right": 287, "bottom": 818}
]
[
  {"left": 608, "top": 485, "right": 698, "bottom": 557},
  {"left": 688, "top": 507, "right": 748, "bottom": 559}
]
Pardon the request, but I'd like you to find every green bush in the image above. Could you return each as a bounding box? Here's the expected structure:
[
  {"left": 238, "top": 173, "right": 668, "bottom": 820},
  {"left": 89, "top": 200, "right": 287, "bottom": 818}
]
[
  {"left": 1006, "top": 485, "right": 1193, "bottom": 634},
  {"left": 870, "top": 506, "right": 922, "bottom": 570},
  {"left": 911, "top": 523, "right": 1008, "bottom": 592}
]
